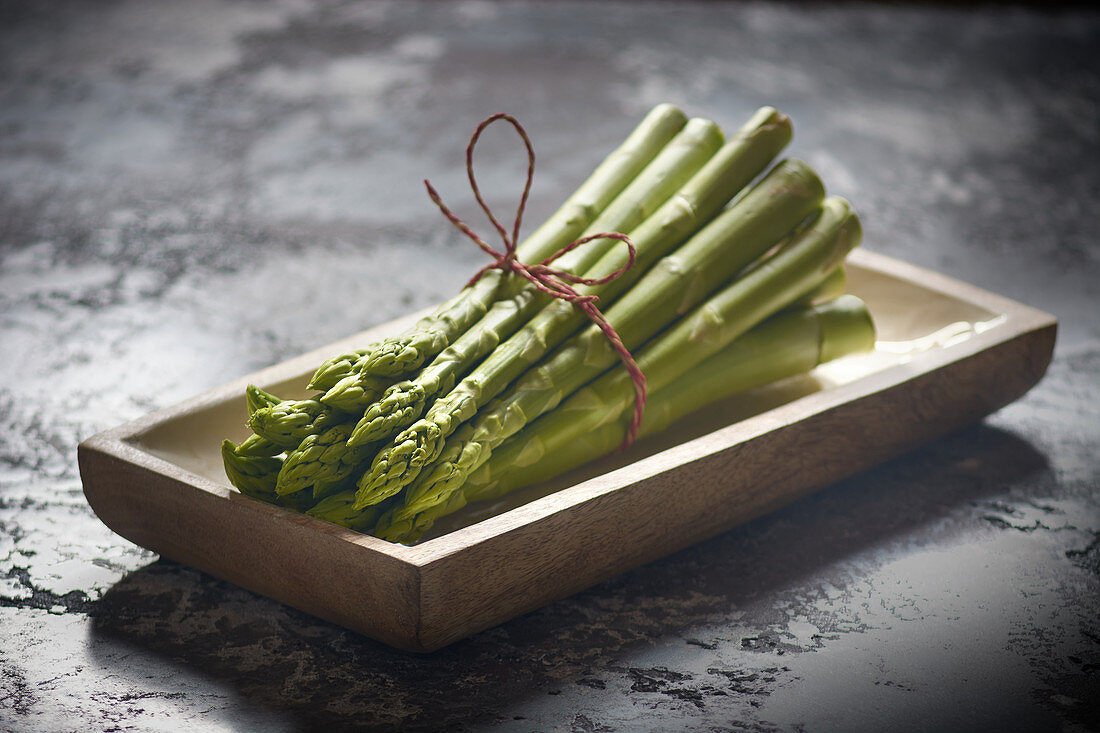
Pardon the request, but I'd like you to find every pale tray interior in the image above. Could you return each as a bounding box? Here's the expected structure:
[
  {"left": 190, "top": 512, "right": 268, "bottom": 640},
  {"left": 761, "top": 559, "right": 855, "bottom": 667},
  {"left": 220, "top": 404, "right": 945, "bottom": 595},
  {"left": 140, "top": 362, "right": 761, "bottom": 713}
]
[{"left": 133, "top": 260, "right": 1002, "bottom": 540}]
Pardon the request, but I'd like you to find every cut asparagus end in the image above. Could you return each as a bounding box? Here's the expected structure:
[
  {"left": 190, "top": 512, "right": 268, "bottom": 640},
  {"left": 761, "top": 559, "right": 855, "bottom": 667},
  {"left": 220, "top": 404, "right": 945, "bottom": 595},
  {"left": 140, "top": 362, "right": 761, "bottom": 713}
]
[{"left": 817, "top": 293, "right": 876, "bottom": 363}]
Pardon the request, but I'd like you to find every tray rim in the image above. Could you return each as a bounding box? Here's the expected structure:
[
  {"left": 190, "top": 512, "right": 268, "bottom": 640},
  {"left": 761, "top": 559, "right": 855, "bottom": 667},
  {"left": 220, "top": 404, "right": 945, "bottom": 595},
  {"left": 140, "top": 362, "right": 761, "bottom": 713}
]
[{"left": 78, "top": 248, "right": 1057, "bottom": 650}]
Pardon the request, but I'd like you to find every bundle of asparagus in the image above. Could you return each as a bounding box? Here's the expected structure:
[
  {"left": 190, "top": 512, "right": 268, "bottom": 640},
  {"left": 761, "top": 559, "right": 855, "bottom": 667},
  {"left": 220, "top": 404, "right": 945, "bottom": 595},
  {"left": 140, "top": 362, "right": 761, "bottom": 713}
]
[{"left": 222, "top": 104, "right": 877, "bottom": 544}]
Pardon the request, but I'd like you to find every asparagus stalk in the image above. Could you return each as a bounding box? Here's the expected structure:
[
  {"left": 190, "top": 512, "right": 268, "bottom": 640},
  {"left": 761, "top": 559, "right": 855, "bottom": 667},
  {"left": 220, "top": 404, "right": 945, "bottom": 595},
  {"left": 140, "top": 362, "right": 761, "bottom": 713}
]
[
  {"left": 353, "top": 107, "right": 796, "bottom": 508},
  {"left": 245, "top": 384, "right": 281, "bottom": 414},
  {"left": 221, "top": 439, "right": 282, "bottom": 502},
  {"left": 246, "top": 374, "right": 394, "bottom": 455},
  {"left": 275, "top": 424, "right": 377, "bottom": 499},
  {"left": 220, "top": 440, "right": 311, "bottom": 508},
  {"left": 234, "top": 433, "right": 285, "bottom": 458},
  {"left": 229, "top": 384, "right": 288, "bottom": 457},
  {"left": 308, "top": 349, "right": 372, "bottom": 394},
  {"left": 336, "top": 116, "right": 725, "bottom": 435},
  {"left": 305, "top": 491, "right": 400, "bottom": 532},
  {"left": 382, "top": 196, "right": 861, "bottom": 527},
  {"left": 378, "top": 295, "right": 875, "bottom": 542},
  {"left": 308, "top": 103, "right": 690, "bottom": 390},
  {"left": 248, "top": 395, "right": 353, "bottom": 450},
  {"left": 312, "top": 375, "right": 394, "bottom": 414}
]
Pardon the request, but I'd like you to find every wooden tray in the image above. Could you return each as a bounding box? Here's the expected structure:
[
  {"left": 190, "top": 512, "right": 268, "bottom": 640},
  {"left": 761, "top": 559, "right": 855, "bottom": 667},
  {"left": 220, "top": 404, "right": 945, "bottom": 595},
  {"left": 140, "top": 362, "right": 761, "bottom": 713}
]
[{"left": 78, "top": 250, "right": 1056, "bottom": 652}]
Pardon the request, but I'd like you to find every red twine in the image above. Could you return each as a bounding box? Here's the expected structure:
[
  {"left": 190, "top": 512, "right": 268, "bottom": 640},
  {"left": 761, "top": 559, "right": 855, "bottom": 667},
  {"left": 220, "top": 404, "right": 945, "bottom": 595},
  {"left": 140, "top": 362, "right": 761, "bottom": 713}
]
[{"left": 424, "top": 113, "right": 647, "bottom": 449}]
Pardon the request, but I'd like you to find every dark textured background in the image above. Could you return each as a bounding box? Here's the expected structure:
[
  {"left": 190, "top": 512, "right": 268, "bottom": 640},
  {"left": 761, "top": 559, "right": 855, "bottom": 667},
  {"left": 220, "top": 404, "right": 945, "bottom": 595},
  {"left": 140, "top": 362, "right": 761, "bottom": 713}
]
[{"left": 1, "top": 1, "right": 1098, "bottom": 731}]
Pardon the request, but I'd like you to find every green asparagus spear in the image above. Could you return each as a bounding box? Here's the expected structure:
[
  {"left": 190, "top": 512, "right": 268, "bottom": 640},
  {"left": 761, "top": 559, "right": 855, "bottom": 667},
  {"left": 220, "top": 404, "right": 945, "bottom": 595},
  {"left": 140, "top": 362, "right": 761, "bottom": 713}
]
[
  {"left": 249, "top": 396, "right": 354, "bottom": 451},
  {"left": 368, "top": 424, "right": 476, "bottom": 539},
  {"left": 375, "top": 486, "right": 466, "bottom": 544},
  {"left": 222, "top": 439, "right": 282, "bottom": 502},
  {"left": 245, "top": 384, "right": 281, "bottom": 414},
  {"left": 338, "top": 116, "right": 726, "bottom": 437},
  {"left": 378, "top": 295, "right": 875, "bottom": 542},
  {"left": 308, "top": 349, "right": 376, "bottom": 393},
  {"left": 312, "top": 374, "right": 393, "bottom": 415},
  {"left": 221, "top": 439, "right": 316, "bottom": 514},
  {"left": 354, "top": 107, "right": 796, "bottom": 508},
  {"left": 314, "top": 103, "right": 690, "bottom": 389},
  {"left": 275, "top": 423, "right": 377, "bottom": 499},
  {"left": 384, "top": 196, "right": 861, "bottom": 527},
  {"left": 305, "top": 491, "right": 400, "bottom": 532},
  {"left": 231, "top": 385, "right": 286, "bottom": 457},
  {"left": 234, "top": 433, "right": 285, "bottom": 457}
]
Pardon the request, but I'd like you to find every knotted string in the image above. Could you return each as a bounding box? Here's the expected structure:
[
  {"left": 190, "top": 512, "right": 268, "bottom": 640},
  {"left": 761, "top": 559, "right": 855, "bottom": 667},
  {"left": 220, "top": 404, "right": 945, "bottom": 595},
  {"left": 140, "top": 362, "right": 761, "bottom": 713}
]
[{"left": 423, "top": 113, "right": 647, "bottom": 449}]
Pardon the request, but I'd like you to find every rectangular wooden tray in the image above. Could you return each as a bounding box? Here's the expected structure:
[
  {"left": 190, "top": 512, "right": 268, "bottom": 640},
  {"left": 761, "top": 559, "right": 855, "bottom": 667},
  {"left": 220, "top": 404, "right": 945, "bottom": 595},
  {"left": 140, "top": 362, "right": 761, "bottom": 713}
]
[{"left": 78, "top": 249, "right": 1056, "bottom": 652}]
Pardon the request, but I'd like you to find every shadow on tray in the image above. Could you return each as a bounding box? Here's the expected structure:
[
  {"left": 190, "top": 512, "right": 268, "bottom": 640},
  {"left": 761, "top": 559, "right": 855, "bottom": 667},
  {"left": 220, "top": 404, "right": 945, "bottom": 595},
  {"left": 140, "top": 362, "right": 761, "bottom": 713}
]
[{"left": 88, "top": 422, "right": 1052, "bottom": 730}]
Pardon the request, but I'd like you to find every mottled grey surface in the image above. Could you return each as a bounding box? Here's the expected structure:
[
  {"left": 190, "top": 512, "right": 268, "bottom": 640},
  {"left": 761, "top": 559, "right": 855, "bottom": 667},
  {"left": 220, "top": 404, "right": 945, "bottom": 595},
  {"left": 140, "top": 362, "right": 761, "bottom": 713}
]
[{"left": 1, "top": 1, "right": 1098, "bottom": 731}]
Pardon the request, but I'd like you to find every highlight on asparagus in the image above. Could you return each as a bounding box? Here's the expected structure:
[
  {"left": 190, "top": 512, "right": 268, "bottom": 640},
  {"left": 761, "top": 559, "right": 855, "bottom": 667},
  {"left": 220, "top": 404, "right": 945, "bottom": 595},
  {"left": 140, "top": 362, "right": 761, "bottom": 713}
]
[{"left": 220, "top": 104, "right": 878, "bottom": 545}]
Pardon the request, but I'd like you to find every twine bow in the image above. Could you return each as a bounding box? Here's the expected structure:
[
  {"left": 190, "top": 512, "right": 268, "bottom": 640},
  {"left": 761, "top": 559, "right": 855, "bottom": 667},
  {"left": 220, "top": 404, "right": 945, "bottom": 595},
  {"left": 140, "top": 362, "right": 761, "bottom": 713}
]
[{"left": 424, "top": 113, "right": 647, "bottom": 449}]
